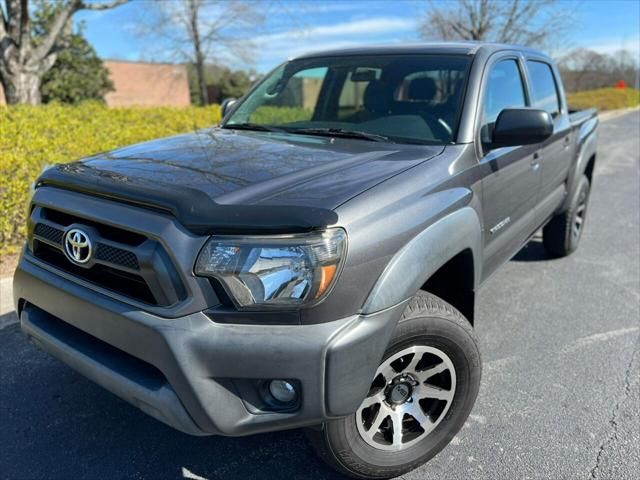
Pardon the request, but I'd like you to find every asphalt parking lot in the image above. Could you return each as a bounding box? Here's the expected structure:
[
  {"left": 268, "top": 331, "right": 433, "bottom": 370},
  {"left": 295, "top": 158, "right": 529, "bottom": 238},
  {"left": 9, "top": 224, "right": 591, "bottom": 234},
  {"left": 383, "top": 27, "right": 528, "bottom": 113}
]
[{"left": 1, "top": 111, "right": 638, "bottom": 480}]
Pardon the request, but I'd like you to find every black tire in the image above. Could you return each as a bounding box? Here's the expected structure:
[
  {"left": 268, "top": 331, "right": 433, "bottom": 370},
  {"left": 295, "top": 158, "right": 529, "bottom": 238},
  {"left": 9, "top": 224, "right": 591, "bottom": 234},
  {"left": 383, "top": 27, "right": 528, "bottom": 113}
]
[
  {"left": 543, "top": 175, "right": 591, "bottom": 257},
  {"left": 307, "top": 291, "right": 481, "bottom": 479}
]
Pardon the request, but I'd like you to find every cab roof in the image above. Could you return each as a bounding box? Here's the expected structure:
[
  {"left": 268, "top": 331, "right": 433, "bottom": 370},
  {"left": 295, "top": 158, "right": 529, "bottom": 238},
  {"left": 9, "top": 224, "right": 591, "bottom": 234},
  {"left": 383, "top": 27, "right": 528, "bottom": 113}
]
[{"left": 292, "top": 41, "right": 548, "bottom": 61}]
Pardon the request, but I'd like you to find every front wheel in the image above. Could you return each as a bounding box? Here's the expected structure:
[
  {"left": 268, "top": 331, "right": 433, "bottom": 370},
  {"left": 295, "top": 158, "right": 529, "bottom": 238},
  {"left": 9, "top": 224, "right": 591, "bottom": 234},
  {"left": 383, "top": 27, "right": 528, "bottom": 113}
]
[{"left": 307, "top": 292, "right": 481, "bottom": 479}]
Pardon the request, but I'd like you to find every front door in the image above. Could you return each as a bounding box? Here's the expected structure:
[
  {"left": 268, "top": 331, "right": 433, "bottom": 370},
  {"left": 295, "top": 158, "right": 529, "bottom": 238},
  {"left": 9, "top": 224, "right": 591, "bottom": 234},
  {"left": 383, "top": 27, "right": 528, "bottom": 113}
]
[{"left": 478, "top": 57, "right": 542, "bottom": 279}]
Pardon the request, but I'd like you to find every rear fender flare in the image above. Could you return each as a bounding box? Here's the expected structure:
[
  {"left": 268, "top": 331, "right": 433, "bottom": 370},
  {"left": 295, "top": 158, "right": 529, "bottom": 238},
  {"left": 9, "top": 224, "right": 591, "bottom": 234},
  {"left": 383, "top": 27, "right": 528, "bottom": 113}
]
[{"left": 563, "top": 118, "right": 598, "bottom": 210}]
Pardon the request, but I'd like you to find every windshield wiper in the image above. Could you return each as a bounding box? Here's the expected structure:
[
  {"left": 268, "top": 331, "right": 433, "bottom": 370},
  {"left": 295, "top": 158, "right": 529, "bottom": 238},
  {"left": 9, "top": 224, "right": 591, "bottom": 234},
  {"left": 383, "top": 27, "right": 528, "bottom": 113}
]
[
  {"left": 285, "top": 128, "right": 393, "bottom": 143},
  {"left": 222, "top": 122, "right": 284, "bottom": 132}
]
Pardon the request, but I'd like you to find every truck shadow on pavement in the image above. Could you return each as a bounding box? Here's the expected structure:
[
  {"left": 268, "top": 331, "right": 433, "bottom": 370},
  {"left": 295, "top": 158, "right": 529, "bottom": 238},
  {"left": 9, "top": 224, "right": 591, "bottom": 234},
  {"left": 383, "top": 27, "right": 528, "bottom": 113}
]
[
  {"left": 512, "top": 238, "right": 553, "bottom": 262},
  {"left": 0, "top": 324, "right": 347, "bottom": 480}
]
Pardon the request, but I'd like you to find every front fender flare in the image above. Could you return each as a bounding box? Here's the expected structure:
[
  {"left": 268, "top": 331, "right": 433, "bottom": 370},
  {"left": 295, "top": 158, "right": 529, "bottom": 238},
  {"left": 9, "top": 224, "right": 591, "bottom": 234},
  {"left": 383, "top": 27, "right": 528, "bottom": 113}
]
[{"left": 362, "top": 206, "right": 482, "bottom": 314}]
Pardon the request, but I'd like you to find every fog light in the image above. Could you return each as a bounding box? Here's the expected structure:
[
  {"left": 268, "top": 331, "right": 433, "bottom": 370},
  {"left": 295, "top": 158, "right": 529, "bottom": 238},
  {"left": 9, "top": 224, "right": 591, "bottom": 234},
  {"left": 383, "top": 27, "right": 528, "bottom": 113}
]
[{"left": 268, "top": 380, "right": 297, "bottom": 404}]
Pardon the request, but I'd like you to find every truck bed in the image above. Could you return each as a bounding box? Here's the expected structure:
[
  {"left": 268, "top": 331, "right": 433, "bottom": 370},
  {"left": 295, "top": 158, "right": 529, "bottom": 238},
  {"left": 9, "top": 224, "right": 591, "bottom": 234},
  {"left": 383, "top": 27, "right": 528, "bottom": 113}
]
[{"left": 569, "top": 107, "right": 598, "bottom": 126}]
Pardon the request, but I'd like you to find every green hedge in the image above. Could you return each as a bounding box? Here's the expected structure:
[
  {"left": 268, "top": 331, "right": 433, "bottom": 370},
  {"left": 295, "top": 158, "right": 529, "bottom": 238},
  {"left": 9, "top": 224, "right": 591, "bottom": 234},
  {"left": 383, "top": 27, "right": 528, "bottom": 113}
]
[
  {"left": 251, "top": 106, "right": 312, "bottom": 124},
  {"left": 0, "top": 102, "right": 221, "bottom": 253},
  {"left": 567, "top": 88, "right": 640, "bottom": 112}
]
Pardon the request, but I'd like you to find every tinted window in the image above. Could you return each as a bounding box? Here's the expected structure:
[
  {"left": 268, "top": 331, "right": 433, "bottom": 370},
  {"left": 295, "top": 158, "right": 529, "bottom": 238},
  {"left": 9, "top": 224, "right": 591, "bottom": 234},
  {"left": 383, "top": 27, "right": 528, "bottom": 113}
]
[
  {"left": 527, "top": 61, "right": 560, "bottom": 116},
  {"left": 337, "top": 68, "right": 381, "bottom": 119},
  {"left": 226, "top": 55, "right": 471, "bottom": 145},
  {"left": 395, "top": 70, "right": 465, "bottom": 104},
  {"left": 483, "top": 60, "right": 526, "bottom": 124},
  {"left": 242, "top": 66, "right": 328, "bottom": 124}
]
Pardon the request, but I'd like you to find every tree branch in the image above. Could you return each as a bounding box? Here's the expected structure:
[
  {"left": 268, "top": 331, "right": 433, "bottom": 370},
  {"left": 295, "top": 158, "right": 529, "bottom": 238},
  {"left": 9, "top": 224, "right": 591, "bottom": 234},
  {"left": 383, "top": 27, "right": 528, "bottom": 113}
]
[
  {"left": 1, "top": 1, "right": 7, "bottom": 39},
  {"left": 32, "top": 0, "right": 77, "bottom": 63},
  {"left": 496, "top": 0, "right": 517, "bottom": 42},
  {"left": 18, "top": 0, "right": 30, "bottom": 57},
  {"left": 33, "top": 0, "right": 128, "bottom": 63},
  {"left": 421, "top": 0, "right": 569, "bottom": 49},
  {"left": 78, "top": 0, "right": 128, "bottom": 11},
  {"left": 6, "top": 0, "right": 22, "bottom": 41}
]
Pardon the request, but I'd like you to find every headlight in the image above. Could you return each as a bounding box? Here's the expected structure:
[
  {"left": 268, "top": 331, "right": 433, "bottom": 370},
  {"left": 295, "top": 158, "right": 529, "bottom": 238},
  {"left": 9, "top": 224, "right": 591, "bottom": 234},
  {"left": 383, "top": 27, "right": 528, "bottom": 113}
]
[{"left": 195, "top": 229, "right": 347, "bottom": 309}]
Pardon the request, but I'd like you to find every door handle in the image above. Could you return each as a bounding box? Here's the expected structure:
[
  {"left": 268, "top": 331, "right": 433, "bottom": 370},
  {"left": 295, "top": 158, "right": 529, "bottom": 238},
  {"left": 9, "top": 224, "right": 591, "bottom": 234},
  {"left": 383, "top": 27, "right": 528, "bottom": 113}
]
[{"left": 531, "top": 152, "right": 540, "bottom": 171}]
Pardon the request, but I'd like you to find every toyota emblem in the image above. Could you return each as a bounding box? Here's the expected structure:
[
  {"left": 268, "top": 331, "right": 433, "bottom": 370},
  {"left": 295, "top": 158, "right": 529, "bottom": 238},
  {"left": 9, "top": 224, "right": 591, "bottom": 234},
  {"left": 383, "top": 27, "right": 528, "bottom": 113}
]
[{"left": 64, "top": 228, "right": 93, "bottom": 264}]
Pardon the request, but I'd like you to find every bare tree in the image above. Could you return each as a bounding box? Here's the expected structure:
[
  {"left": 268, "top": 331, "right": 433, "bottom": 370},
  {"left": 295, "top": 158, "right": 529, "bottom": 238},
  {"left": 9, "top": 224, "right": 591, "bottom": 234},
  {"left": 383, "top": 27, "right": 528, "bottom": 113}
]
[
  {"left": 0, "top": 0, "right": 128, "bottom": 105},
  {"left": 558, "top": 48, "right": 640, "bottom": 92},
  {"left": 558, "top": 48, "right": 609, "bottom": 91},
  {"left": 142, "top": 0, "right": 266, "bottom": 105},
  {"left": 420, "top": 0, "right": 570, "bottom": 50}
]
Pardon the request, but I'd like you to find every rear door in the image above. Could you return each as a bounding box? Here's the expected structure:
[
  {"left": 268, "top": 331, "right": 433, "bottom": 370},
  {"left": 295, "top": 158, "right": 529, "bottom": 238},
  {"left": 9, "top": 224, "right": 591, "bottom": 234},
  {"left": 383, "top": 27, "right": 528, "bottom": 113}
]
[
  {"left": 524, "top": 59, "right": 573, "bottom": 224},
  {"left": 478, "top": 55, "right": 542, "bottom": 279}
]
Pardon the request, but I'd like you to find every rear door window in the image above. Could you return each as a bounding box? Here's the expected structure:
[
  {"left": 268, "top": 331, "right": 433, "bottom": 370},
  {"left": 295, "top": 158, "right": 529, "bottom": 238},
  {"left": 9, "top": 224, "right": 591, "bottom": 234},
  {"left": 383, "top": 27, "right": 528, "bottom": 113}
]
[{"left": 526, "top": 60, "right": 561, "bottom": 117}]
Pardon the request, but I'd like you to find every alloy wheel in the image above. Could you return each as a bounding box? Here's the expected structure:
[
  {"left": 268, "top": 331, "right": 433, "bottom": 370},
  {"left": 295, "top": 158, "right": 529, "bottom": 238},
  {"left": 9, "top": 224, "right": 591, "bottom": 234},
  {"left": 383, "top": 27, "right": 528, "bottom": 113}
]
[
  {"left": 356, "top": 345, "right": 456, "bottom": 451},
  {"left": 572, "top": 190, "right": 588, "bottom": 242}
]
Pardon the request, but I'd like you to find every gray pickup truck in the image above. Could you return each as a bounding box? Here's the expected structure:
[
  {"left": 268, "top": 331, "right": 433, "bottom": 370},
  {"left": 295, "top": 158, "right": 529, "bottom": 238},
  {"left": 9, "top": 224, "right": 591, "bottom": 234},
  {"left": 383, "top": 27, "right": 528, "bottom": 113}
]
[{"left": 14, "top": 42, "right": 597, "bottom": 479}]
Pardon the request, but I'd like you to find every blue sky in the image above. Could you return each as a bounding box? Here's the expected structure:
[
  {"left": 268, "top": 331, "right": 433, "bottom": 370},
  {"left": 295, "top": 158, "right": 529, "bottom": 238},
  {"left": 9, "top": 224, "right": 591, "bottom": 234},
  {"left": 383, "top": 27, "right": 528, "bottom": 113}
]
[{"left": 77, "top": 0, "right": 640, "bottom": 72}]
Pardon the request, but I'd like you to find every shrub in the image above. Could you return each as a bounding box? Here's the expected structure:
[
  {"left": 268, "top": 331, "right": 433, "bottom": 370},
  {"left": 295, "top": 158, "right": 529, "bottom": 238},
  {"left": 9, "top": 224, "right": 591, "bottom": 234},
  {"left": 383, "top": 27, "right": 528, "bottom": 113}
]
[
  {"left": 566, "top": 88, "right": 640, "bottom": 112},
  {"left": 0, "top": 102, "right": 221, "bottom": 253},
  {"left": 251, "top": 106, "right": 312, "bottom": 124}
]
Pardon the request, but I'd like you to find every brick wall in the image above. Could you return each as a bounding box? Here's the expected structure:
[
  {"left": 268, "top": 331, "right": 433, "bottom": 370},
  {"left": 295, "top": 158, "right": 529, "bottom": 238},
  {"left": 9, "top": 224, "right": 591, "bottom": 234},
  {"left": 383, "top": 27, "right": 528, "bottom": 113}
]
[
  {"left": 0, "top": 61, "right": 191, "bottom": 106},
  {"left": 104, "top": 61, "right": 191, "bottom": 107}
]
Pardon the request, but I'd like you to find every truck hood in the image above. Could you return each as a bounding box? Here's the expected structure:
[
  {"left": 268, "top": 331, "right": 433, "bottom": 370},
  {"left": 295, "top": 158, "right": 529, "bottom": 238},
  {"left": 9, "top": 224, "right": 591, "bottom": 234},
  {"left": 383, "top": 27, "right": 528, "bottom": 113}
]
[{"left": 38, "top": 128, "right": 444, "bottom": 234}]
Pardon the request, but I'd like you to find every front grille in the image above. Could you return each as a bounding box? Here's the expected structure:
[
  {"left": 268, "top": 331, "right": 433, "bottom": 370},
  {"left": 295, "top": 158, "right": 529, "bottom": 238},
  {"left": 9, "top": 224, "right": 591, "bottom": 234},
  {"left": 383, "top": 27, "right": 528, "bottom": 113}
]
[
  {"left": 34, "top": 242, "right": 156, "bottom": 304},
  {"left": 94, "top": 244, "right": 140, "bottom": 270},
  {"left": 34, "top": 223, "right": 64, "bottom": 245},
  {"left": 33, "top": 222, "right": 140, "bottom": 271},
  {"left": 41, "top": 207, "right": 146, "bottom": 246},
  {"left": 29, "top": 206, "right": 186, "bottom": 307}
]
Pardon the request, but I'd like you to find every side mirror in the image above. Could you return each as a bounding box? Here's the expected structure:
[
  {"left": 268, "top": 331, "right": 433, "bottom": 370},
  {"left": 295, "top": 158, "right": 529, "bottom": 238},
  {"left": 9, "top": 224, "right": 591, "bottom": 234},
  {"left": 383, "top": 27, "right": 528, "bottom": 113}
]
[
  {"left": 490, "top": 108, "right": 553, "bottom": 148},
  {"left": 221, "top": 98, "right": 237, "bottom": 118}
]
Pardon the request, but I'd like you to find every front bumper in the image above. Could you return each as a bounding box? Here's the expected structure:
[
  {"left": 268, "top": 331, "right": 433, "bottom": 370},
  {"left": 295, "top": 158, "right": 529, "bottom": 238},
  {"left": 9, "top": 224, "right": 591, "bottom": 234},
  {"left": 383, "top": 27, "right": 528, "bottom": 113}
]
[{"left": 14, "top": 257, "right": 403, "bottom": 436}]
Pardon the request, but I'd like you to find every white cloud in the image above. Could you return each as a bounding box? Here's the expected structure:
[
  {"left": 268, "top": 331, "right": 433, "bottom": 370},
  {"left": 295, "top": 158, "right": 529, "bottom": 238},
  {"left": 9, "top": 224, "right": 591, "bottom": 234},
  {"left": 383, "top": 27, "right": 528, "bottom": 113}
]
[
  {"left": 255, "top": 17, "right": 416, "bottom": 44},
  {"left": 252, "top": 17, "right": 418, "bottom": 70},
  {"left": 272, "top": 2, "right": 363, "bottom": 15},
  {"left": 591, "top": 35, "right": 640, "bottom": 60},
  {"left": 282, "top": 39, "right": 380, "bottom": 60}
]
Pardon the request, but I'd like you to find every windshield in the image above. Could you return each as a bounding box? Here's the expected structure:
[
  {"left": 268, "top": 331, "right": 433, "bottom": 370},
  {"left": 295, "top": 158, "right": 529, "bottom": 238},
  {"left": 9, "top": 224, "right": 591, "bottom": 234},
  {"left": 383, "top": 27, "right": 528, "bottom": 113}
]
[{"left": 224, "top": 54, "right": 471, "bottom": 145}]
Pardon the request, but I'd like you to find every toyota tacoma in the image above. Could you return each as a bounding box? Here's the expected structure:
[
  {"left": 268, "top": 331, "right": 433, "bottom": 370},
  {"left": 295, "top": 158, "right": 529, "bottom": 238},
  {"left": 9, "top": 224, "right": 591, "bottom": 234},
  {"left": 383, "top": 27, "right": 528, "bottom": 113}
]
[{"left": 14, "top": 42, "right": 598, "bottom": 479}]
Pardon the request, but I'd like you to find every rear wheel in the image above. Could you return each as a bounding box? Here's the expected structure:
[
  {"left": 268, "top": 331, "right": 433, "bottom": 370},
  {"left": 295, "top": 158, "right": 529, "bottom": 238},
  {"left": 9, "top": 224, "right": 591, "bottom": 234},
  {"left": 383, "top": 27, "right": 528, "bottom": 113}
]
[
  {"left": 543, "top": 174, "right": 590, "bottom": 257},
  {"left": 307, "top": 292, "right": 481, "bottom": 479}
]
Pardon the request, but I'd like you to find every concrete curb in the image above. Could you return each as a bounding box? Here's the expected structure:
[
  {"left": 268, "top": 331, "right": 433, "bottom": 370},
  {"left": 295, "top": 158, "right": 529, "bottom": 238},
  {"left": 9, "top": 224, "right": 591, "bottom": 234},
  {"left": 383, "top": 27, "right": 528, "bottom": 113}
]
[
  {"left": 598, "top": 106, "right": 640, "bottom": 122},
  {"left": 0, "top": 277, "right": 17, "bottom": 330},
  {"left": 1, "top": 277, "right": 13, "bottom": 315},
  {"left": 0, "top": 106, "right": 638, "bottom": 330}
]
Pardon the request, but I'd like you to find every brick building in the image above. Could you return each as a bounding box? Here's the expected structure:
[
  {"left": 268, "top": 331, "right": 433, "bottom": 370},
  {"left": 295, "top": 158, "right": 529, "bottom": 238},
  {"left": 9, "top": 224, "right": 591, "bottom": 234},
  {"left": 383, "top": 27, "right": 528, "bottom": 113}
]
[
  {"left": 0, "top": 60, "right": 191, "bottom": 106},
  {"left": 103, "top": 60, "right": 190, "bottom": 106}
]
